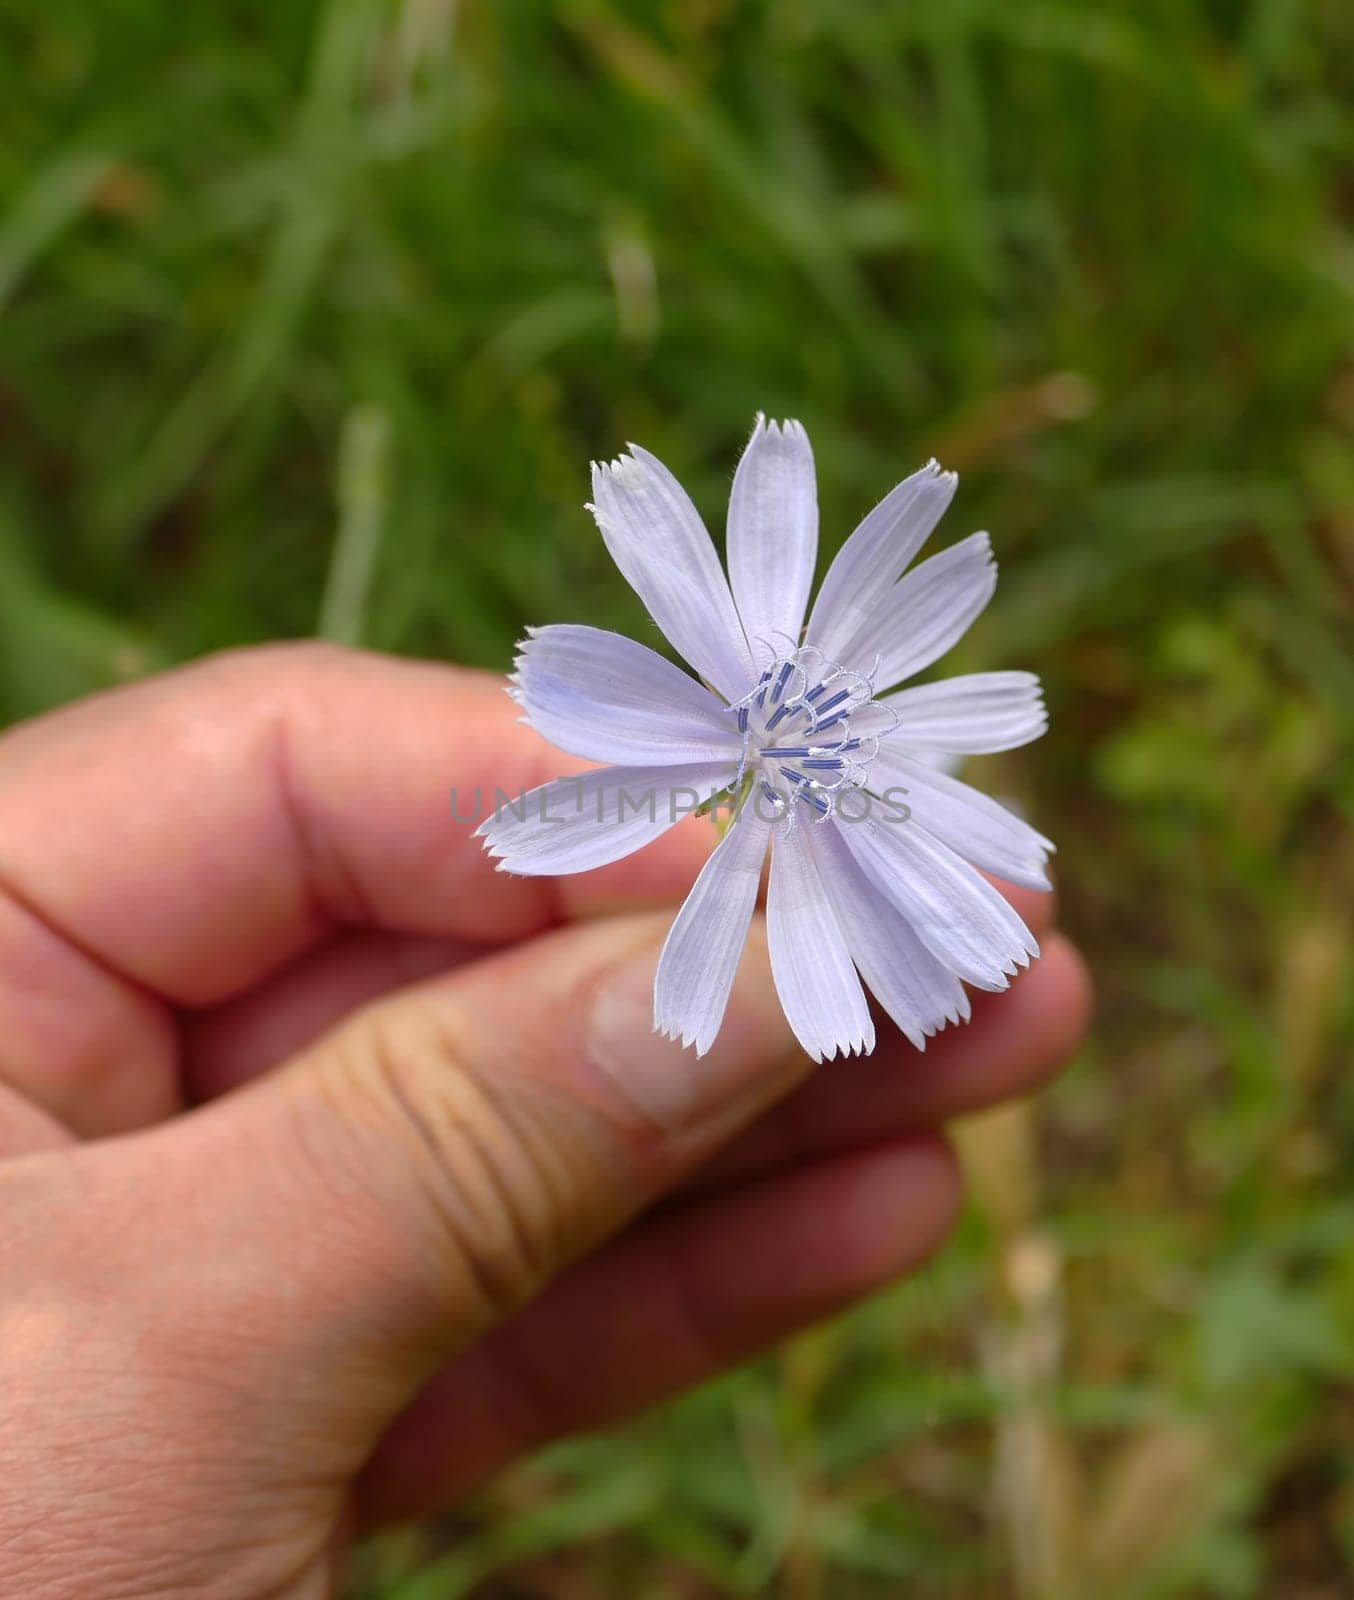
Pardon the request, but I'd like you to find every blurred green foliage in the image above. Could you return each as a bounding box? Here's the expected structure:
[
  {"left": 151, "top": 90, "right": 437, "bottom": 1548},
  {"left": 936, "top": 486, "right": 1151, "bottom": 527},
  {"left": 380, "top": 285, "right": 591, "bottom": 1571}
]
[{"left": 2, "top": 0, "right": 1352, "bottom": 1595}]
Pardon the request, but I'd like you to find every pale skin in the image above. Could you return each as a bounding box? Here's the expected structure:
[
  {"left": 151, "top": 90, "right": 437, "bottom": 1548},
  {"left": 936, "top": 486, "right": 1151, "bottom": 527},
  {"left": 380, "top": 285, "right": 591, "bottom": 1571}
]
[{"left": 0, "top": 643, "right": 1091, "bottom": 1598}]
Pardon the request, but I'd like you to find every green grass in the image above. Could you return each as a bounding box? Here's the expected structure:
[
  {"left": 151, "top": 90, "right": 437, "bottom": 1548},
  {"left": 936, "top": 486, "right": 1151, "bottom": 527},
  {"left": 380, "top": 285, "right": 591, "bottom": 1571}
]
[{"left": 2, "top": 1, "right": 1352, "bottom": 1595}]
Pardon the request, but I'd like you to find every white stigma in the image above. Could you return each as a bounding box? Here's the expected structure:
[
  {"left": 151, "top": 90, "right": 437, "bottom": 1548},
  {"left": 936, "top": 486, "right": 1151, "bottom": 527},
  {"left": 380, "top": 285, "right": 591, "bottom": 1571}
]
[{"left": 726, "top": 646, "right": 893, "bottom": 823}]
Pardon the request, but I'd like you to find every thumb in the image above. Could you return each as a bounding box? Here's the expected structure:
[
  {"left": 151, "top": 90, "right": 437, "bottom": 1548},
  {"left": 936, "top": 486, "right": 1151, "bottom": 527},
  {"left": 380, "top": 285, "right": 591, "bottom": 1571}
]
[{"left": 157, "top": 911, "right": 803, "bottom": 1445}]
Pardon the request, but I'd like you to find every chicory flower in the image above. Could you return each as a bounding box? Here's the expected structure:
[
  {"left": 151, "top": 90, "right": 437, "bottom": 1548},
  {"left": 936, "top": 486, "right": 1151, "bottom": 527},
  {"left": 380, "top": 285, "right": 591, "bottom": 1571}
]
[{"left": 479, "top": 417, "right": 1052, "bottom": 1061}]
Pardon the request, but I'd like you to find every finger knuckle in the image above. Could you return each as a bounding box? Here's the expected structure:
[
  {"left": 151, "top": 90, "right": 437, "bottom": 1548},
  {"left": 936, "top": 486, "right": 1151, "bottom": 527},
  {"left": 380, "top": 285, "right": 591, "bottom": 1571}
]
[
  {"left": 337, "top": 998, "right": 582, "bottom": 1328},
  {"left": 190, "top": 639, "right": 359, "bottom": 687}
]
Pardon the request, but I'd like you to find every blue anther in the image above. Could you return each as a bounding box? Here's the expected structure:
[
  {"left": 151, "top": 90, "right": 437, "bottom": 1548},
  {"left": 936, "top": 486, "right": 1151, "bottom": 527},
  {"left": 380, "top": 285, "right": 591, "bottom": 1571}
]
[{"left": 813, "top": 688, "right": 851, "bottom": 718}]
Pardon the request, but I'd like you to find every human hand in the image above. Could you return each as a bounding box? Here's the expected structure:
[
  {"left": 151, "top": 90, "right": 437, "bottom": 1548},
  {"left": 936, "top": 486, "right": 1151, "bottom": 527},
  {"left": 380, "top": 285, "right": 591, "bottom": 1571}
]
[{"left": 0, "top": 644, "right": 1090, "bottom": 1598}]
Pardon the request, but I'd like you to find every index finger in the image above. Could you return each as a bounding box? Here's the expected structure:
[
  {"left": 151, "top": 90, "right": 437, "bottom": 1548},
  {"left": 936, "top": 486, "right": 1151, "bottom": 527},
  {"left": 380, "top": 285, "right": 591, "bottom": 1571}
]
[{"left": 0, "top": 642, "right": 715, "bottom": 1011}]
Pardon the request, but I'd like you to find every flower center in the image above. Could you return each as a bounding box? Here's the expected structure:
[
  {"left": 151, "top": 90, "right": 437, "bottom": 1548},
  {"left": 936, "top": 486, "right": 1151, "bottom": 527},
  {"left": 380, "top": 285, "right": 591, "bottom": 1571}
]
[{"left": 727, "top": 646, "right": 891, "bottom": 822}]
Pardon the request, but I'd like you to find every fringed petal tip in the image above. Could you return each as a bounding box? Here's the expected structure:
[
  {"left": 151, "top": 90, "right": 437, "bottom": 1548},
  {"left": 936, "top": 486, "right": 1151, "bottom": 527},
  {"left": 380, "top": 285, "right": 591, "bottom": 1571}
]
[
  {"left": 588, "top": 448, "right": 651, "bottom": 495},
  {"left": 476, "top": 832, "right": 514, "bottom": 863},
  {"left": 483, "top": 851, "right": 539, "bottom": 879},
  {"left": 908, "top": 991, "right": 974, "bottom": 1049},
  {"left": 966, "top": 940, "right": 1041, "bottom": 993},
  {"left": 790, "top": 1018, "right": 880, "bottom": 1065},
  {"left": 751, "top": 414, "right": 809, "bottom": 444},
  {"left": 505, "top": 630, "right": 538, "bottom": 705},
  {"left": 653, "top": 1017, "right": 713, "bottom": 1057},
  {"left": 893, "top": 1000, "right": 980, "bottom": 1055},
  {"left": 1005, "top": 940, "right": 1041, "bottom": 976},
  {"left": 920, "top": 457, "right": 960, "bottom": 492},
  {"left": 476, "top": 833, "right": 529, "bottom": 872},
  {"left": 812, "top": 1030, "right": 875, "bottom": 1065}
]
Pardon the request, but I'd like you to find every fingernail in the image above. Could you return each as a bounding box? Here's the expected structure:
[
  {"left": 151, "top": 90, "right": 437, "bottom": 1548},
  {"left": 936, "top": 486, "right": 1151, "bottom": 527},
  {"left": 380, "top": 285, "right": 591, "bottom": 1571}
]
[{"left": 588, "top": 927, "right": 800, "bottom": 1132}]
